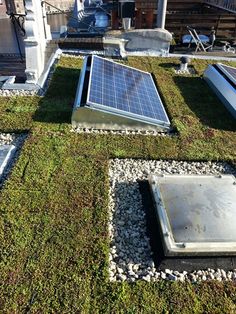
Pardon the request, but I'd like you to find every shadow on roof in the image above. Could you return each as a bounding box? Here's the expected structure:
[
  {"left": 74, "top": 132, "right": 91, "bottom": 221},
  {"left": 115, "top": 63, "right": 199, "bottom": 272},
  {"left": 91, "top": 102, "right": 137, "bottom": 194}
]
[
  {"left": 33, "top": 66, "right": 80, "bottom": 124},
  {"left": 173, "top": 76, "right": 236, "bottom": 132}
]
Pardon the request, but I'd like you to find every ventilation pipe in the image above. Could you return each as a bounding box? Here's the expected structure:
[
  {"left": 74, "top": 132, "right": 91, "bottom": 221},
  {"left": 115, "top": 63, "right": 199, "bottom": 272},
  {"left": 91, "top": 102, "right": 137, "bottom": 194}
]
[
  {"left": 157, "top": 0, "right": 168, "bottom": 29},
  {"left": 179, "top": 56, "right": 190, "bottom": 72}
]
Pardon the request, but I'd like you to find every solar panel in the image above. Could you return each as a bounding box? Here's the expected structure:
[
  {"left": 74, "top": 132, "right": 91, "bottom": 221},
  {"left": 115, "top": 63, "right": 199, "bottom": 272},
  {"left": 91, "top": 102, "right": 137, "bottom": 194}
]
[{"left": 86, "top": 55, "right": 170, "bottom": 127}]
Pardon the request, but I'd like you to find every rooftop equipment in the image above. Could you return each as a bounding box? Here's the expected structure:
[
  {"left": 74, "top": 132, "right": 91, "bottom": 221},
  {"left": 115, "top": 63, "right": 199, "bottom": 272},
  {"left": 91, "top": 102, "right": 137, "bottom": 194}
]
[
  {"left": 204, "top": 63, "right": 236, "bottom": 119},
  {"left": 179, "top": 56, "right": 190, "bottom": 72},
  {"left": 72, "top": 55, "right": 170, "bottom": 131},
  {"left": 118, "top": 0, "right": 135, "bottom": 30},
  {"left": 119, "top": 28, "right": 172, "bottom": 54},
  {"left": 149, "top": 174, "right": 236, "bottom": 256}
]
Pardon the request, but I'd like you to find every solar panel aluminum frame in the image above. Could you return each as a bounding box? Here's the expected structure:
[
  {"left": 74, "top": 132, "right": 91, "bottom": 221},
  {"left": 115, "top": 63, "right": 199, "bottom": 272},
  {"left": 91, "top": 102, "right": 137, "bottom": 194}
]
[
  {"left": 73, "top": 56, "right": 89, "bottom": 111},
  {"left": 149, "top": 174, "right": 236, "bottom": 257},
  {"left": 216, "top": 63, "right": 236, "bottom": 86},
  {"left": 86, "top": 55, "right": 171, "bottom": 129}
]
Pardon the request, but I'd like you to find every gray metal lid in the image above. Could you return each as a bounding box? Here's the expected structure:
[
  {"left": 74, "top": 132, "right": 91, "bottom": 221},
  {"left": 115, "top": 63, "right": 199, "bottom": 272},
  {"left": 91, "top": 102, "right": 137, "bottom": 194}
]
[{"left": 149, "top": 174, "right": 236, "bottom": 256}]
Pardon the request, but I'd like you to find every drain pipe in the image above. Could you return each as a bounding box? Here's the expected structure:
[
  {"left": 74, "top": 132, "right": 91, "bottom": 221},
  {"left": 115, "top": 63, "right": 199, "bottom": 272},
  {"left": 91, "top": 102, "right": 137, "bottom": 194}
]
[{"left": 157, "top": 0, "right": 167, "bottom": 29}]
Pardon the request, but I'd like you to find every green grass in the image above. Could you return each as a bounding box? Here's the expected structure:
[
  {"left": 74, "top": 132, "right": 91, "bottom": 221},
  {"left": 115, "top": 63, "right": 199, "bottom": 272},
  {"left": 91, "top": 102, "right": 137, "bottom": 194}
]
[{"left": 0, "top": 56, "right": 236, "bottom": 313}]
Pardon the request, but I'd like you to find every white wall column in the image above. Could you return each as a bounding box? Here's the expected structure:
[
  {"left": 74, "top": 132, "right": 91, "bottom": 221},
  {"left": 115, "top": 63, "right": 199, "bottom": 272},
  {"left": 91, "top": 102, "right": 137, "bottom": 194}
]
[{"left": 24, "top": 0, "right": 50, "bottom": 84}]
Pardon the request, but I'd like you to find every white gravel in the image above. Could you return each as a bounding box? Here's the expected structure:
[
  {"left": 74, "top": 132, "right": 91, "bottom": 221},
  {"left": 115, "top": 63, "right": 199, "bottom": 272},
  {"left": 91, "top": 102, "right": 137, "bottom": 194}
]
[
  {"left": 71, "top": 127, "right": 175, "bottom": 136},
  {"left": 0, "top": 89, "right": 38, "bottom": 97},
  {"left": 0, "top": 53, "right": 62, "bottom": 97},
  {"left": 0, "top": 133, "right": 24, "bottom": 146},
  {"left": 0, "top": 54, "right": 84, "bottom": 98},
  {"left": 108, "top": 159, "right": 236, "bottom": 282},
  {"left": 174, "top": 65, "right": 196, "bottom": 75},
  {"left": 61, "top": 53, "right": 85, "bottom": 59}
]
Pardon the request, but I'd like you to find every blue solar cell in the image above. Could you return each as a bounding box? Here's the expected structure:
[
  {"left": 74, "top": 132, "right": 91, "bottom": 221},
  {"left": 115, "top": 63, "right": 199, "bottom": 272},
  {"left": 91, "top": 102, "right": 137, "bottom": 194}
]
[{"left": 87, "top": 55, "right": 170, "bottom": 125}]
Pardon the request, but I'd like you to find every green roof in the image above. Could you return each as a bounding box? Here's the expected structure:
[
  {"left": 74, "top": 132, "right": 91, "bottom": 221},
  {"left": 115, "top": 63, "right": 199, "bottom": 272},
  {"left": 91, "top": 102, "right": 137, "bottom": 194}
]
[{"left": 0, "top": 56, "right": 235, "bottom": 313}]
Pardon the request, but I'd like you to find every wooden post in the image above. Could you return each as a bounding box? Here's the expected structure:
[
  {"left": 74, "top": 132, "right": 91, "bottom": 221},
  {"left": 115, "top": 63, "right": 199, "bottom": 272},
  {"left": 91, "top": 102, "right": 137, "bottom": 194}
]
[
  {"left": 135, "top": 8, "right": 142, "bottom": 29},
  {"left": 111, "top": 9, "right": 119, "bottom": 30},
  {"left": 146, "top": 9, "right": 154, "bottom": 28}
]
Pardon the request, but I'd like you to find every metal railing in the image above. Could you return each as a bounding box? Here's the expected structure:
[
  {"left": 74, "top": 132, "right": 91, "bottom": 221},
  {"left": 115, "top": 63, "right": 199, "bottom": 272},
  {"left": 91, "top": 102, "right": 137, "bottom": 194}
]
[
  {"left": 204, "top": 0, "right": 236, "bottom": 13},
  {"left": 7, "top": 12, "right": 26, "bottom": 61},
  {"left": 42, "top": 0, "right": 101, "bottom": 33}
]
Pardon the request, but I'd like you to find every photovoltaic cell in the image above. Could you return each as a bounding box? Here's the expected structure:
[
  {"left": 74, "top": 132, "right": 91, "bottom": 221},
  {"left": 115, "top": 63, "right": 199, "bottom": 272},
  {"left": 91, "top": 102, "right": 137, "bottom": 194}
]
[{"left": 87, "top": 55, "right": 170, "bottom": 126}]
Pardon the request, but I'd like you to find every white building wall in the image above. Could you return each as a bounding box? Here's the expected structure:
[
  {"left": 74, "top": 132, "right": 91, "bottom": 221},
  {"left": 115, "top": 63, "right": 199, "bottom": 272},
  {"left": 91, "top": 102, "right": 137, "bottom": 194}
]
[{"left": 24, "top": 0, "right": 51, "bottom": 84}]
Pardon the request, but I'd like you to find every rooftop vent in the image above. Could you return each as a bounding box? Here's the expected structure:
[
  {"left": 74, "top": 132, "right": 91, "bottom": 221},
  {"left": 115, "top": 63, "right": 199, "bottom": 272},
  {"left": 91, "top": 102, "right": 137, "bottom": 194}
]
[{"left": 179, "top": 56, "right": 190, "bottom": 72}]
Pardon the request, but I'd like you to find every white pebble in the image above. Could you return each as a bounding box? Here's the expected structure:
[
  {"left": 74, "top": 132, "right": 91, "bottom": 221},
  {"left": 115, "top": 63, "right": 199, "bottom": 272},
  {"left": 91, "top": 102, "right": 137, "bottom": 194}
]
[{"left": 108, "top": 159, "right": 236, "bottom": 283}]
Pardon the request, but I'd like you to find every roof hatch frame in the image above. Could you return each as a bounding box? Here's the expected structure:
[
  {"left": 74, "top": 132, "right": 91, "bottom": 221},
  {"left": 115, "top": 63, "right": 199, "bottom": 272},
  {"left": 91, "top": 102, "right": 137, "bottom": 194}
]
[{"left": 149, "top": 174, "right": 236, "bottom": 256}]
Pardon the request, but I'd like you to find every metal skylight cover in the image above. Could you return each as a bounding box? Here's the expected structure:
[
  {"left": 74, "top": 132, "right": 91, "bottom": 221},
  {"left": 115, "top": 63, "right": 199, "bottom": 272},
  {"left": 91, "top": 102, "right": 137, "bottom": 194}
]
[
  {"left": 149, "top": 174, "right": 236, "bottom": 256},
  {"left": 86, "top": 55, "right": 170, "bottom": 128},
  {"left": 204, "top": 63, "right": 236, "bottom": 119}
]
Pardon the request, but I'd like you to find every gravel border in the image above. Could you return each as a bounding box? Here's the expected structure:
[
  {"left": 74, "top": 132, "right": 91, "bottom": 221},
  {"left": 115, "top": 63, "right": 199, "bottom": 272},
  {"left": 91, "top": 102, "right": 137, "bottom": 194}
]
[
  {"left": 0, "top": 89, "right": 38, "bottom": 97},
  {"left": 0, "top": 54, "right": 85, "bottom": 98},
  {"left": 71, "top": 127, "right": 175, "bottom": 136},
  {"left": 0, "top": 53, "right": 62, "bottom": 97},
  {"left": 174, "top": 65, "right": 196, "bottom": 75},
  {"left": 108, "top": 159, "right": 236, "bottom": 282}
]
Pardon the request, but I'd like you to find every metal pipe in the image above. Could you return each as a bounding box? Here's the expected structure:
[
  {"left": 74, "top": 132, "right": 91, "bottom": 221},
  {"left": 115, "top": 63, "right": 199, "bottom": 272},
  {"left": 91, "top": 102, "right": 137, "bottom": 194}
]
[{"left": 157, "top": 0, "right": 167, "bottom": 29}]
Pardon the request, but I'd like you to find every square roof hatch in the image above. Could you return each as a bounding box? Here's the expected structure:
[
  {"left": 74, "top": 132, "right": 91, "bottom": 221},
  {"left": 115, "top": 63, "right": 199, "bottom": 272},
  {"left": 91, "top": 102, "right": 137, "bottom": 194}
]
[{"left": 149, "top": 174, "right": 236, "bottom": 256}]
